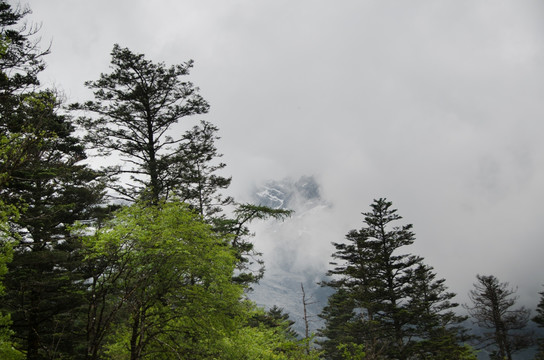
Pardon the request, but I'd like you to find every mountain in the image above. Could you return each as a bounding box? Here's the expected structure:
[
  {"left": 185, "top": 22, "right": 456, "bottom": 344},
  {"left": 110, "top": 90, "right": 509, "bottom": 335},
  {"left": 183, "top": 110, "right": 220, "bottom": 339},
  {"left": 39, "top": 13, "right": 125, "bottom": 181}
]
[
  {"left": 249, "top": 175, "right": 333, "bottom": 336},
  {"left": 248, "top": 176, "right": 542, "bottom": 359},
  {"left": 253, "top": 175, "right": 325, "bottom": 212}
]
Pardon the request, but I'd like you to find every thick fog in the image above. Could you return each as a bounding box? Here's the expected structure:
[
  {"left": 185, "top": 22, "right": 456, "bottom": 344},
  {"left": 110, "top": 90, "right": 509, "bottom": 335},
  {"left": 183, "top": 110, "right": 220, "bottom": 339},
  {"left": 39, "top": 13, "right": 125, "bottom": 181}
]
[{"left": 26, "top": 0, "right": 544, "bottom": 314}]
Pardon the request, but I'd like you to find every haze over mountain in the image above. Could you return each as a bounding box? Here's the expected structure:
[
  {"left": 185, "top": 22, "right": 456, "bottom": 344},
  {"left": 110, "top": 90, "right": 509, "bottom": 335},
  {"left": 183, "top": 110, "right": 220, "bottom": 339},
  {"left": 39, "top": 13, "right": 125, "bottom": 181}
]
[
  {"left": 26, "top": 0, "right": 544, "bottom": 319},
  {"left": 248, "top": 176, "right": 333, "bottom": 334}
]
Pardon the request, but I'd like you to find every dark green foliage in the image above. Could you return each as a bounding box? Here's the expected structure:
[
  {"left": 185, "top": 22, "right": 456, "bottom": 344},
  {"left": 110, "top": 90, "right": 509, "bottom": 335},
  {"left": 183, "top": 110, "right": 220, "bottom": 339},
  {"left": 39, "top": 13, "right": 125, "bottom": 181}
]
[
  {"left": 534, "top": 287, "right": 544, "bottom": 359},
  {"left": 404, "top": 264, "right": 475, "bottom": 359},
  {"left": 71, "top": 44, "right": 210, "bottom": 204},
  {"left": 319, "top": 198, "right": 473, "bottom": 360},
  {"left": 249, "top": 305, "right": 299, "bottom": 341},
  {"left": 0, "top": 3, "right": 105, "bottom": 358},
  {"left": 163, "top": 120, "right": 233, "bottom": 217},
  {"left": 466, "top": 275, "right": 533, "bottom": 360},
  {"left": 214, "top": 203, "right": 292, "bottom": 285},
  {"left": 318, "top": 288, "right": 368, "bottom": 360},
  {"left": 1, "top": 94, "right": 105, "bottom": 359},
  {"left": 0, "top": 1, "right": 47, "bottom": 98}
]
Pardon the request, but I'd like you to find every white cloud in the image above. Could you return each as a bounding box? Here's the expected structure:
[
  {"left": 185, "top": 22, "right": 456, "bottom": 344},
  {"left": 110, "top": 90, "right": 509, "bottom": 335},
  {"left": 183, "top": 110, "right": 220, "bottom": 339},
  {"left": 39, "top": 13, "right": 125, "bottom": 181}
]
[{"left": 25, "top": 0, "right": 544, "bottom": 310}]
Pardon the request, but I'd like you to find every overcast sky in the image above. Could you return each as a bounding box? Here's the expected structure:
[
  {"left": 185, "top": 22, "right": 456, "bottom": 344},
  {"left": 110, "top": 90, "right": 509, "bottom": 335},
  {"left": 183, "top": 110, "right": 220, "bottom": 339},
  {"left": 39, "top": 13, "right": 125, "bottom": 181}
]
[{"left": 24, "top": 0, "right": 544, "bottom": 308}]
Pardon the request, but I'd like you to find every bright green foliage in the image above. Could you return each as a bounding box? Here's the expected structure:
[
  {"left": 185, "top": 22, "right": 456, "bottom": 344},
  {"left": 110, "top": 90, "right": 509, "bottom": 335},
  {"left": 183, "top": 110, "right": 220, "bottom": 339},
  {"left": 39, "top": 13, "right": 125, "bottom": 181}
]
[
  {"left": 218, "top": 304, "right": 322, "bottom": 360},
  {"left": 337, "top": 343, "right": 366, "bottom": 360},
  {"left": 81, "top": 202, "right": 245, "bottom": 359},
  {"left": 320, "top": 199, "right": 470, "bottom": 360}
]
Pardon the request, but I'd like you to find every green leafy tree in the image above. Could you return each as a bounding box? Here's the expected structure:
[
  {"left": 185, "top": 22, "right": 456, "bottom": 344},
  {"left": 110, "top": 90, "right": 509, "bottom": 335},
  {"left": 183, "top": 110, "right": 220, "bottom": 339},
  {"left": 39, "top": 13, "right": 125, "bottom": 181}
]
[
  {"left": 219, "top": 303, "right": 321, "bottom": 360},
  {"left": 465, "top": 275, "right": 533, "bottom": 360},
  {"left": 320, "top": 198, "right": 471, "bottom": 360},
  {"left": 0, "top": 137, "right": 23, "bottom": 360},
  {"left": 79, "top": 202, "right": 244, "bottom": 360}
]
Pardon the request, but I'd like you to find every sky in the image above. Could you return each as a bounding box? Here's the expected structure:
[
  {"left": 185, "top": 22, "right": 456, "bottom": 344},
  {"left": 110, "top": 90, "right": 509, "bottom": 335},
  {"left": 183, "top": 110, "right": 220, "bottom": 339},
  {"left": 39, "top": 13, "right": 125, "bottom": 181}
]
[{"left": 23, "top": 0, "right": 544, "bottom": 311}]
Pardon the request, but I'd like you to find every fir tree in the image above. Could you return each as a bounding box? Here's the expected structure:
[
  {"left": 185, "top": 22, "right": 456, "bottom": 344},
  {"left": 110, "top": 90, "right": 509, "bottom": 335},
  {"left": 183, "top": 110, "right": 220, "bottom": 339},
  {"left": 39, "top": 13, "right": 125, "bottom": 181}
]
[
  {"left": 1, "top": 92, "right": 105, "bottom": 359},
  {"left": 466, "top": 275, "right": 533, "bottom": 360},
  {"left": 70, "top": 45, "right": 289, "bottom": 285},
  {"left": 320, "top": 198, "right": 472, "bottom": 360},
  {"left": 534, "top": 287, "right": 544, "bottom": 360},
  {"left": 0, "top": 3, "right": 105, "bottom": 358},
  {"left": 71, "top": 44, "right": 210, "bottom": 204}
]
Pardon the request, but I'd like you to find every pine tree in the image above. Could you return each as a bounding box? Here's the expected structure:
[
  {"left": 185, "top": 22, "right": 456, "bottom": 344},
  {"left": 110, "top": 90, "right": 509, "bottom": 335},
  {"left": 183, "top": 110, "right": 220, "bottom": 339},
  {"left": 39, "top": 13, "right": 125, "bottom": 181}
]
[
  {"left": 465, "top": 275, "right": 533, "bottom": 360},
  {"left": 319, "top": 198, "right": 471, "bottom": 360},
  {"left": 1, "top": 92, "right": 105, "bottom": 359},
  {"left": 534, "top": 287, "right": 544, "bottom": 360},
  {"left": 71, "top": 44, "right": 210, "bottom": 204},
  {"left": 163, "top": 120, "right": 233, "bottom": 217},
  {"left": 405, "top": 264, "right": 476, "bottom": 359},
  {"left": 73, "top": 45, "right": 292, "bottom": 286},
  {"left": 320, "top": 198, "right": 421, "bottom": 359},
  {"left": 0, "top": 3, "right": 105, "bottom": 358},
  {"left": 318, "top": 288, "right": 370, "bottom": 360}
]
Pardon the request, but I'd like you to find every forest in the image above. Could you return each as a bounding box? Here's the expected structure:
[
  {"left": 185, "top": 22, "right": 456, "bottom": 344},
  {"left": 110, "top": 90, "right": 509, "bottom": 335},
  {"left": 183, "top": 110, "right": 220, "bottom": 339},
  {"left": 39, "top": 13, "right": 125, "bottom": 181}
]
[{"left": 1, "top": 1, "right": 544, "bottom": 359}]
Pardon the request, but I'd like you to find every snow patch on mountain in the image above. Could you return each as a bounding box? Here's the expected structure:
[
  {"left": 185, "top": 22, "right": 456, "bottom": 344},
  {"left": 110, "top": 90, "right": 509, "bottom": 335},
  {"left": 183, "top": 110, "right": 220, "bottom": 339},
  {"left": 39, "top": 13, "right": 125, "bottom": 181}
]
[{"left": 248, "top": 175, "right": 336, "bottom": 336}]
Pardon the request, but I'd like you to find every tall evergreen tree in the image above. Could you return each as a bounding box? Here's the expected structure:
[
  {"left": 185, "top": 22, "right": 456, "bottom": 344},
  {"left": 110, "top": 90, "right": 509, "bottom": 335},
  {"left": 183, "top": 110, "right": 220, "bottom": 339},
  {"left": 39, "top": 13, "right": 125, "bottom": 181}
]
[
  {"left": 319, "top": 198, "right": 473, "bottom": 360},
  {"left": 0, "top": 1, "right": 47, "bottom": 102},
  {"left": 2, "top": 92, "right": 105, "bottom": 360},
  {"left": 405, "top": 264, "right": 476, "bottom": 359},
  {"left": 0, "top": 2, "right": 105, "bottom": 358},
  {"left": 534, "top": 287, "right": 544, "bottom": 360},
  {"left": 163, "top": 120, "right": 233, "bottom": 218},
  {"left": 0, "top": 132, "right": 23, "bottom": 360},
  {"left": 71, "top": 44, "right": 210, "bottom": 204},
  {"left": 72, "top": 45, "right": 291, "bottom": 286},
  {"left": 465, "top": 275, "right": 533, "bottom": 360},
  {"left": 318, "top": 288, "right": 371, "bottom": 360}
]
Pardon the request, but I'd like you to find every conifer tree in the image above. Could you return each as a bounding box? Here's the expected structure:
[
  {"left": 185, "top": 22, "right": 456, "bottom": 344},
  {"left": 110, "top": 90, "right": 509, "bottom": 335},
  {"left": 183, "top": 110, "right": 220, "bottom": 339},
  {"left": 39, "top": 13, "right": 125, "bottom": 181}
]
[
  {"left": 405, "top": 264, "right": 476, "bottom": 359},
  {"left": 163, "top": 120, "right": 233, "bottom": 217},
  {"left": 534, "top": 287, "right": 544, "bottom": 360},
  {"left": 70, "top": 46, "right": 290, "bottom": 285},
  {"left": 319, "top": 198, "right": 472, "bottom": 360},
  {"left": 1, "top": 92, "right": 105, "bottom": 359},
  {"left": 0, "top": 4, "right": 105, "bottom": 357},
  {"left": 71, "top": 44, "right": 210, "bottom": 204},
  {"left": 466, "top": 275, "right": 533, "bottom": 360}
]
